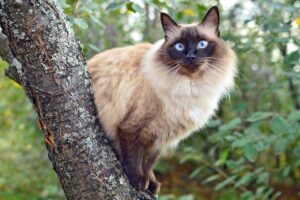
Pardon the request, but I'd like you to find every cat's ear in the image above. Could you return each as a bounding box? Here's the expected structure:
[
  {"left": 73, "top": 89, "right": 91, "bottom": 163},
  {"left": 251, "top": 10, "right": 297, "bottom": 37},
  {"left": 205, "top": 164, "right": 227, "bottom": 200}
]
[
  {"left": 201, "top": 6, "right": 220, "bottom": 36},
  {"left": 160, "top": 12, "right": 179, "bottom": 37}
]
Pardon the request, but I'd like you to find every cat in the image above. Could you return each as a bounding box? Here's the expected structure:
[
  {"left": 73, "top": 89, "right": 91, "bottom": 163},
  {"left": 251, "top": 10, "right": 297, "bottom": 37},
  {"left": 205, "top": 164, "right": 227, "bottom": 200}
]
[{"left": 88, "top": 6, "right": 237, "bottom": 195}]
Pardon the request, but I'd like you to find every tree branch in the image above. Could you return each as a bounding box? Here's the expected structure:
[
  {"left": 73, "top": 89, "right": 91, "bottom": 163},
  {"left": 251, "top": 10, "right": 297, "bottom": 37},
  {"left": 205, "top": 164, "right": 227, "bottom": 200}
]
[
  {"left": 0, "top": 28, "right": 22, "bottom": 84},
  {"left": 0, "top": 0, "right": 156, "bottom": 199}
]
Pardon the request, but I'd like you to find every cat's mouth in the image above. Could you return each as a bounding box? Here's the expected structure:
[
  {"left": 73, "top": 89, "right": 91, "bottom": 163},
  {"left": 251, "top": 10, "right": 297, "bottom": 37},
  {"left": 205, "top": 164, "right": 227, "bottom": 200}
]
[
  {"left": 180, "top": 60, "right": 205, "bottom": 73},
  {"left": 176, "top": 59, "right": 213, "bottom": 77},
  {"left": 178, "top": 63, "right": 201, "bottom": 76}
]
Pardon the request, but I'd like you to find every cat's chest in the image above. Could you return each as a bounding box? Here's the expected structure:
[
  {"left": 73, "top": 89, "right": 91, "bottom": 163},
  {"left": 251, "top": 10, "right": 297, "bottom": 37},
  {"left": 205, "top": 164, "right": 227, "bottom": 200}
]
[
  {"left": 157, "top": 94, "right": 216, "bottom": 151},
  {"left": 161, "top": 93, "right": 216, "bottom": 131},
  {"left": 172, "top": 97, "right": 210, "bottom": 125}
]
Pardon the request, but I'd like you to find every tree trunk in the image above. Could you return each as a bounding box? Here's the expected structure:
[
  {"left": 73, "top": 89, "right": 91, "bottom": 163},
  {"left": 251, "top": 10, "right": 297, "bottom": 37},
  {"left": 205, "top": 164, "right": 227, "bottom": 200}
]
[{"left": 0, "top": 1, "right": 156, "bottom": 199}]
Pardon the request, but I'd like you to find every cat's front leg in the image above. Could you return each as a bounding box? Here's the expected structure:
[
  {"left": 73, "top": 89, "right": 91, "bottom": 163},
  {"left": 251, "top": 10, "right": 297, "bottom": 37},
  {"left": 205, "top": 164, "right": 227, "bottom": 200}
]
[
  {"left": 117, "top": 129, "right": 150, "bottom": 190},
  {"left": 147, "top": 170, "right": 161, "bottom": 194},
  {"left": 143, "top": 150, "right": 161, "bottom": 194}
]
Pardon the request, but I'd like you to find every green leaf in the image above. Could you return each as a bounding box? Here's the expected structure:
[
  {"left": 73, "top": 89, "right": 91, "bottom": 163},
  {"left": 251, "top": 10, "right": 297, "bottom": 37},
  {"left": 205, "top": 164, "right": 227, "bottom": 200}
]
[
  {"left": 241, "top": 191, "right": 254, "bottom": 200},
  {"left": 188, "top": 167, "right": 201, "bottom": 179},
  {"left": 232, "top": 165, "right": 247, "bottom": 174},
  {"left": 284, "top": 50, "right": 300, "bottom": 68},
  {"left": 88, "top": 44, "right": 101, "bottom": 52},
  {"left": 215, "top": 175, "right": 237, "bottom": 191},
  {"left": 226, "top": 160, "right": 238, "bottom": 169},
  {"left": 270, "top": 116, "right": 288, "bottom": 134},
  {"left": 79, "top": 6, "right": 93, "bottom": 14},
  {"left": 288, "top": 111, "right": 300, "bottom": 123},
  {"left": 274, "top": 37, "right": 289, "bottom": 43},
  {"left": 159, "top": 194, "right": 176, "bottom": 200},
  {"left": 293, "top": 146, "right": 300, "bottom": 157},
  {"left": 132, "top": 3, "right": 145, "bottom": 14},
  {"left": 225, "top": 135, "right": 237, "bottom": 142},
  {"left": 244, "top": 144, "right": 258, "bottom": 162},
  {"left": 105, "top": 2, "right": 125, "bottom": 12},
  {"left": 282, "top": 166, "right": 291, "bottom": 177},
  {"left": 271, "top": 192, "right": 282, "bottom": 200},
  {"left": 179, "top": 194, "right": 194, "bottom": 200},
  {"left": 155, "top": 160, "right": 174, "bottom": 173},
  {"left": 232, "top": 138, "right": 248, "bottom": 148},
  {"left": 257, "top": 172, "right": 269, "bottom": 184},
  {"left": 126, "top": 2, "right": 134, "bottom": 12},
  {"left": 246, "top": 112, "right": 273, "bottom": 123},
  {"left": 254, "top": 167, "right": 264, "bottom": 174},
  {"left": 58, "top": 0, "right": 71, "bottom": 9},
  {"left": 264, "top": 188, "right": 274, "bottom": 198},
  {"left": 90, "top": 15, "right": 105, "bottom": 28},
  {"left": 73, "top": 18, "right": 88, "bottom": 29},
  {"left": 203, "top": 174, "right": 220, "bottom": 184},
  {"left": 274, "top": 138, "right": 288, "bottom": 155},
  {"left": 235, "top": 173, "right": 254, "bottom": 187},
  {"left": 206, "top": 119, "right": 221, "bottom": 128},
  {"left": 219, "top": 149, "right": 229, "bottom": 165},
  {"left": 255, "top": 186, "right": 267, "bottom": 197},
  {"left": 219, "top": 118, "right": 241, "bottom": 132},
  {"left": 179, "top": 154, "right": 201, "bottom": 164}
]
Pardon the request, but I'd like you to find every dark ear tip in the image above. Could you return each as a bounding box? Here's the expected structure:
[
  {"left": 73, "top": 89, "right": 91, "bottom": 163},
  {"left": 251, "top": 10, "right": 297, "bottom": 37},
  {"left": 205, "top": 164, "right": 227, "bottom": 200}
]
[
  {"left": 209, "top": 6, "right": 219, "bottom": 14},
  {"left": 160, "top": 12, "right": 167, "bottom": 15},
  {"left": 160, "top": 12, "right": 178, "bottom": 26},
  {"left": 160, "top": 12, "right": 168, "bottom": 18},
  {"left": 202, "top": 6, "right": 220, "bottom": 35}
]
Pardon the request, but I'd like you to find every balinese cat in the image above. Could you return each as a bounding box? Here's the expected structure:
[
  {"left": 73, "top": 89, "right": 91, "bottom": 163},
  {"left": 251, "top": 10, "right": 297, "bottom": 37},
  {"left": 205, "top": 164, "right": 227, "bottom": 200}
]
[{"left": 88, "top": 6, "right": 237, "bottom": 194}]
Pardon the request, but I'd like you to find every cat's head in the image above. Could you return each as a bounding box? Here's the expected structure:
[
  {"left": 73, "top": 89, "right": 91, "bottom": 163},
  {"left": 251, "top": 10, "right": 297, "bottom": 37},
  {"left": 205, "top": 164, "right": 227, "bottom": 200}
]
[{"left": 158, "top": 6, "right": 235, "bottom": 78}]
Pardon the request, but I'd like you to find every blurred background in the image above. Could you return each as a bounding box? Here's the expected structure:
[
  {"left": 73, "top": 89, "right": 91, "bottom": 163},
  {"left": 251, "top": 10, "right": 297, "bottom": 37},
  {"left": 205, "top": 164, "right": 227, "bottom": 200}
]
[{"left": 0, "top": 0, "right": 300, "bottom": 199}]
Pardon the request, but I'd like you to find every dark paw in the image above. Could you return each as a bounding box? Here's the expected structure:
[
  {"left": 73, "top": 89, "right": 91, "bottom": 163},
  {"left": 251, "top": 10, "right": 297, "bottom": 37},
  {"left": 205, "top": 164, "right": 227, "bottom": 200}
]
[
  {"left": 128, "top": 174, "right": 149, "bottom": 190},
  {"left": 148, "top": 180, "right": 161, "bottom": 195}
]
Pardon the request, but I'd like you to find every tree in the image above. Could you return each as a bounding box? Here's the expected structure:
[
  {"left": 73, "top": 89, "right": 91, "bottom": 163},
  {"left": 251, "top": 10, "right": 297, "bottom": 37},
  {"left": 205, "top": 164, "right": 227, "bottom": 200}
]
[{"left": 0, "top": 0, "right": 155, "bottom": 199}]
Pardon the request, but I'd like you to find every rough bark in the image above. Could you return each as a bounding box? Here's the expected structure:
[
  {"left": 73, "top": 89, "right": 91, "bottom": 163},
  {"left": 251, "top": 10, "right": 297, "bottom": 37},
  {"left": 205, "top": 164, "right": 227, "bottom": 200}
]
[{"left": 0, "top": 1, "right": 156, "bottom": 199}]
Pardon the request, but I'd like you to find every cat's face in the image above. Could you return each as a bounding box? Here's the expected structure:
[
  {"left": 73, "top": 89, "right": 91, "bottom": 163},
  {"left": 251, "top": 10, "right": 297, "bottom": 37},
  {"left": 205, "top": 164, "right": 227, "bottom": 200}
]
[{"left": 158, "top": 7, "right": 229, "bottom": 77}]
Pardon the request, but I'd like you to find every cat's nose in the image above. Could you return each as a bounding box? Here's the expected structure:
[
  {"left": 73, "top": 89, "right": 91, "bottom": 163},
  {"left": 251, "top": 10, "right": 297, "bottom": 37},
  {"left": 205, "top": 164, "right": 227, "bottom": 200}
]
[{"left": 186, "top": 51, "right": 196, "bottom": 62}]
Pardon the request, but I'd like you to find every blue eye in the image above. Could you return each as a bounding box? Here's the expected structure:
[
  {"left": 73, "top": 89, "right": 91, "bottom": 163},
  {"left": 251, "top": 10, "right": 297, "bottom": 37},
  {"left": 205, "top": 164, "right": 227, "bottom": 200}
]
[
  {"left": 174, "top": 42, "right": 185, "bottom": 51},
  {"left": 197, "top": 40, "right": 209, "bottom": 49}
]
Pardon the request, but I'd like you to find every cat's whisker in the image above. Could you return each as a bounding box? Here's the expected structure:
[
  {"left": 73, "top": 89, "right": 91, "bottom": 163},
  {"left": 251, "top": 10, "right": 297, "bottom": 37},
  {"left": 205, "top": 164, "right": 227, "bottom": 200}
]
[
  {"left": 205, "top": 56, "right": 220, "bottom": 60},
  {"left": 156, "top": 63, "right": 181, "bottom": 74},
  {"left": 205, "top": 60, "right": 223, "bottom": 67},
  {"left": 204, "top": 58, "right": 222, "bottom": 64},
  {"left": 205, "top": 57, "right": 222, "bottom": 62},
  {"left": 168, "top": 64, "right": 181, "bottom": 75},
  {"left": 207, "top": 66, "right": 226, "bottom": 75},
  {"left": 167, "top": 65, "right": 180, "bottom": 74},
  {"left": 205, "top": 63, "right": 227, "bottom": 75},
  {"left": 171, "top": 65, "right": 182, "bottom": 80}
]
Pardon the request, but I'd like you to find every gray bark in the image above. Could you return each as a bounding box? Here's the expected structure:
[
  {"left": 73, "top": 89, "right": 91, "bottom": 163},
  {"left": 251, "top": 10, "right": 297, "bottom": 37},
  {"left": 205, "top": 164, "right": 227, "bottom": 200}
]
[{"left": 0, "top": 0, "right": 156, "bottom": 199}]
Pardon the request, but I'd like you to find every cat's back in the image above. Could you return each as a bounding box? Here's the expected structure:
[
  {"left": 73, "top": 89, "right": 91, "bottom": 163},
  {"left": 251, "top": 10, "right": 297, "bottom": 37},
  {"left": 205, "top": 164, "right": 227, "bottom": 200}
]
[
  {"left": 88, "top": 43, "right": 152, "bottom": 75},
  {"left": 87, "top": 43, "right": 153, "bottom": 140}
]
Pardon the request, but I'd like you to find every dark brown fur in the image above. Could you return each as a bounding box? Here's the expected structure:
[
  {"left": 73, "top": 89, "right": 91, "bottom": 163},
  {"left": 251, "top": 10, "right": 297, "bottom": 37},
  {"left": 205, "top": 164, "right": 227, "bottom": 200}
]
[
  {"left": 117, "top": 104, "right": 161, "bottom": 193},
  {"left": 158, "top": 25, "right": 226, "bottom": 78}
]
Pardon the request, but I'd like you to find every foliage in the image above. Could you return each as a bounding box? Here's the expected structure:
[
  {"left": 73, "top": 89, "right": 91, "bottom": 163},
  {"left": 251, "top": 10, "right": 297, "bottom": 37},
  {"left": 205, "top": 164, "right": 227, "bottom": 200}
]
[{"left": 1, "top": 0, "right": 300, "bottom": 199}]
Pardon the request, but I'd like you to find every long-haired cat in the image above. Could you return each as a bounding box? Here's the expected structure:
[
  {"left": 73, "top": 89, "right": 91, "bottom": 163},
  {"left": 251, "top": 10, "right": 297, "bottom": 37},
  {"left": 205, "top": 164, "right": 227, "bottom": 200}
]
[{"left": 88, "top": 6, "right": 237, "bottom": 194}]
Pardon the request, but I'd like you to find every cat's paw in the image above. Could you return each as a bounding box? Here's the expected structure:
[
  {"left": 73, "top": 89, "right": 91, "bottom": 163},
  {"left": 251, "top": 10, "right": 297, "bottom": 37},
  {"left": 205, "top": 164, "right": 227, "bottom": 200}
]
[
  {"left": 128, "top": 174, "right": 150, "bottom": 190},
  {"left": 148, "top": 180, "right": 161, "bottom": 195}
]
